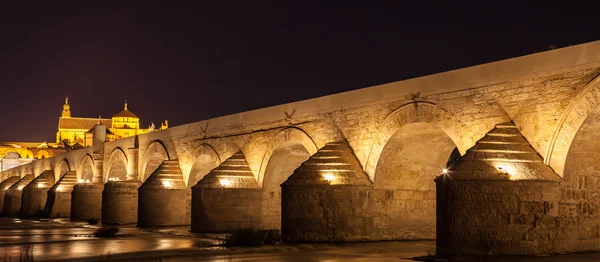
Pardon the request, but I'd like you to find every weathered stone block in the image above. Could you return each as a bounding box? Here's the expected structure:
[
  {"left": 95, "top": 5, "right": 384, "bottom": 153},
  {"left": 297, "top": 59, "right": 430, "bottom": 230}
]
[
  {"left": 191, "top": 188, "right": 261, "bottom": 232},
  {"left": 102, "top": 180, "right": 140, "bottom": 225},
  {"left": 71, "top": 184, "right": 103, "bottom": 221}
]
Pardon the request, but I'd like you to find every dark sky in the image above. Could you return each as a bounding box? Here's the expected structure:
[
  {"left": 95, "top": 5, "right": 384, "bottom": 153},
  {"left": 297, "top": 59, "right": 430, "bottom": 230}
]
[{"left": 0, "top": 2, "right": 596, "bottom": 142}]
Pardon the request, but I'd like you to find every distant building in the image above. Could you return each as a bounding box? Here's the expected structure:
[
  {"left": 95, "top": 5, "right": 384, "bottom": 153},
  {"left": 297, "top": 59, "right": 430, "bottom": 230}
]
[
  {"left": 0, "top": 142, "right": 66, "bottom": 172},
  {"left": 0, "top": 98, "right": 168, "bottom": 172},
  {"left": 56, "top": 98, "right": 168, "bottom": 147}
]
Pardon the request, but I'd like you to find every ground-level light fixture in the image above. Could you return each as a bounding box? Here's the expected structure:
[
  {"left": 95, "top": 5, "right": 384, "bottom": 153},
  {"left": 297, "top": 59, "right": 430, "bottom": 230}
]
[
  {"left": 219, "top": 179, "right": 232, "bottom": 187},
  {"left": 441, "top": 168, "right": 448, "bottom": 175},
  {"left": 77, "top": 179, "right": 91, "bottom": 184},
  {"left": 37, "top": 183, "right": 45, "bottom": 188},
  {"left": 497, "top": 165, "right": 516, "bottom": 174},
  {"left": 162, "top": 181, "right": 172, "bottom": 189},
  {"left": 17, "top": 186, "right": 24, "bottom": 191},
  {"left": 323, "top": 172, "right": 336, "bottom": 182}
]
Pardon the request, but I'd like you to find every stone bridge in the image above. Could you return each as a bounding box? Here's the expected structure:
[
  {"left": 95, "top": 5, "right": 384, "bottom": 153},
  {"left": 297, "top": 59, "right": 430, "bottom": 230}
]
[{"left": 1, "top": 41, "right": 600, "bottom": 257}]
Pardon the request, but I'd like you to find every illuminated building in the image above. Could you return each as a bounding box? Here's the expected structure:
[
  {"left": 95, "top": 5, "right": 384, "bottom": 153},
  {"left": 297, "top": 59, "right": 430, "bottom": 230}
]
[
  {"left": 0, "top": 142, "right": 66, "bottom": 172},
  {"left": 0, "top": 98, "right": 167, "bottom": 172},
  {"left": 56, "top": 98, "right": 168, "bottom": 146}
]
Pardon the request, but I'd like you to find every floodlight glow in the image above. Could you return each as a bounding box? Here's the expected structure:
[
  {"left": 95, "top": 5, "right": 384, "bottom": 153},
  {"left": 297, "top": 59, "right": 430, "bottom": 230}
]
[
  {"left": 323, "top": 173, "right": 336, "bottom": 182},
  {"left": 219, "top": 179, "right": 232, "bottom": 187}
]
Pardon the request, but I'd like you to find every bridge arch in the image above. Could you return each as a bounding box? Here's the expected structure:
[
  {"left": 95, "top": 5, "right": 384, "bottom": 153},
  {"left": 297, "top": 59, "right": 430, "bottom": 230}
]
[
  {"left": 36, "top": 150, "right": 49, "bottom": 159},
  {"left": 258, "top": 127, "right": 318, "bottom": 230},
  {"left": 54, "top": 159, "right": 71, "bottom": 181},
  {"left": 187, "top": 143, "right": 221, "bottom": 188},
  {"left": 365, "top": 101, "right": 460, "bottom": 239},
  {"left": 545, "top": 74, "right": 600, "bottom": 177},
  {"left": 20, "top": 150, "right": 34, "bottom": 159},
  {"left": 78, "top": 154, "right": 95, "bottom": 182},
  {"left": 257, "top": 127, "right": 318, "bottom": 186},
  {"left": 106, "top": 147, "right": 128, "bottom": 182},
  {"left": 365, "top": 101, "right": 460, "bottom": 180},
  {"left": 140, "top": 140, "right": 170, "bottom": 182},
  {"left": 4, "top": 151, "right": 20, "bottom": 159}
]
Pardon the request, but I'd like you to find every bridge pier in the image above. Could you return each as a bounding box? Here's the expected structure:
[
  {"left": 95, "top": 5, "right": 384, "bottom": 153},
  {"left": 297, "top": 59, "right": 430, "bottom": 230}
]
[
  {"left": 20, "top": 170, "right": 55, "bottom": 218},
  {"left": 44, "top": 171, "right": 77, "bottom": 218},
  {"left": 281, "top": 140, "right": 373, "bottom": 242},
  {"left": 102, "top": 180, "right": 141, "bottom": 225},
  {"left": 0, "top": 176, "right": 21, "bottom": 213},
  {"left": 1, "top": 174, "right": 33, "bottom": 217},
  {"left": 435, "top": 122, "right": 561, "bottom": 256},
  {"left": 138, "top": 159, "right": 188, "bottom": 227},
  {"left": 191, "top": 151, "right": 261, "bottom": 232},
  {"left": 71, "top": 184, "right": 103, "bottom": 221},
  {"left": 71, "top": 153, "right": 104, "bottom": 222}
]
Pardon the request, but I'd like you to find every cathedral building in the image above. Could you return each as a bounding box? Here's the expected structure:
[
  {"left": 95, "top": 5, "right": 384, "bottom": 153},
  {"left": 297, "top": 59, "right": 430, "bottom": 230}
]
[
  {"left": 56, "top": 98, "right": 168, "bottom": 147},
  {"left": 0, "top": 98, "right": 167, "bottom": 172}
]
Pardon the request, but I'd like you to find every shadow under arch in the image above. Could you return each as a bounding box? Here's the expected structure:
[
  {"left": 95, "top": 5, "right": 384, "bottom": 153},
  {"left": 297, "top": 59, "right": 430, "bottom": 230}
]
[
  {"left": 257, "top": 127, "right": 318, "bottom": 187},
  {"left": 545, "top": 73, "right": 600, "bottom": 177},
  {"left": 187, "top": 143, "right": 221, "bottom": 188},
  {"left": 562, "top": 97, "right": 600, "bottom": 200},
  {"left": 365, "top": 101, "right": 461, "bottom": 240},
  {"left": 531, "top": 96, "right": 600, "bottom": 250},
  {"left": 140, "top": 140, "right": 171, "bottom": 182},
  {"left": 54, "top": 159, "right": 71, "bottom": 181},
  {"left": 106, "top": 147, "right": 129, "bottom": 182},
  {"left": 257, "top": 127, "right": 318, "bottom": 230}
]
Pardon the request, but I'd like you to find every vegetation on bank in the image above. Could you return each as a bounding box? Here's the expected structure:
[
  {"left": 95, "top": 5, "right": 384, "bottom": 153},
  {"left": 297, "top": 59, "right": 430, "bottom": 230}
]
[
  {"left": 220, "top": 228, "right": 281, "bottom": 246},
  {"left": 93, "top": 226, "right": 120, "bottom": 238}
]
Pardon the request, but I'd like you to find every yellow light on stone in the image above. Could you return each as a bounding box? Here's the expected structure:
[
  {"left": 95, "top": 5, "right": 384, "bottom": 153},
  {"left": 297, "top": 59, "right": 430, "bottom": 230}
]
[
  {"left": 162, "top": 181, "right": 172, "bottom": 189},
  {"left": 219, "top": 179, "right": 232, "bottom": 187},
  {"left": 17, "top": 186, "right": 24, "bottom": 191},
  {"left": 323, "top": 173, "right": 336, "bottom": 182},
  {"left": 56, "top": 187, "right": 62, "bottom": 192},
  {"left": 441, "top": 169, "right": 448, "bottom": 174},
  {"left": 78, "top": 179, "right": 85, "bottom": 184},
  {"left": 504, "top": 165, "right": 517, "bottom": 176},
  {"left": 37, "top": 183, "right": 45, "bottom": 188},
  {"left": 498, "top": 165, "right": 518, "bottom": 179},
  {"left": 4, "top": 187, "right": 8, "bottom": 190}
]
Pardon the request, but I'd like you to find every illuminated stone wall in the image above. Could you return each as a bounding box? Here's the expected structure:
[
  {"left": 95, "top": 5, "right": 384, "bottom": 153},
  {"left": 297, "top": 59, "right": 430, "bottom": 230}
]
[{"left": 0, "top": 41, "right": 598, "bottom": 252}]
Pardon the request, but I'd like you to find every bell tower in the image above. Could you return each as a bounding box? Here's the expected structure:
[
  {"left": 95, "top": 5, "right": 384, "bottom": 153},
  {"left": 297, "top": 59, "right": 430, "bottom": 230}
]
[{"left": 61, "top": 97, "right": 71, "bottom": 118}]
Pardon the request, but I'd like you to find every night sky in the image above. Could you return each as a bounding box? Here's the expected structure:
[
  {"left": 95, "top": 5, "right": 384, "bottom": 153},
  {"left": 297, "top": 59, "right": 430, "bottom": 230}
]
[{"left": 0, "top": 2, "right": 596, "bottom": 142}]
